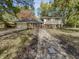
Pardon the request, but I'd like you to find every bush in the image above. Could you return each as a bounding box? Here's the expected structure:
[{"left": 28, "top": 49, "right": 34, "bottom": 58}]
[{"left": 65, "top": 15, "right": 79, "bottom": 28}]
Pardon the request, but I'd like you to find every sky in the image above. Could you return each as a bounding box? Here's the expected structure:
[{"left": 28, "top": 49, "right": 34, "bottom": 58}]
[
  {"left": 34, "top": 0, "right": 51, "bottom": 16},
  {"left": 13, "top": 0, "right": 53, "bottom": 16},
  {"left": 34, "top": 0, "right": 50, "bottom": 8}
]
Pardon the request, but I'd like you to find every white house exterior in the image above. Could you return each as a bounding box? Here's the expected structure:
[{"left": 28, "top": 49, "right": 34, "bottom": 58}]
[{"left": 42, "top": 17, "right": 63, "bottom": 28}]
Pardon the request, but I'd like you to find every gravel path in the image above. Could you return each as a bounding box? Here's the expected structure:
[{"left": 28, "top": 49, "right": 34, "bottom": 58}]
[{"left": 35, "top": 29, "right": 75, "bottom": 59}]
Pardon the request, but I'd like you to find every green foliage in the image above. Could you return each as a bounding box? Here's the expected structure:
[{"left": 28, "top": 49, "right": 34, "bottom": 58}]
[
  {"left": 53, "top": 0, "right": 79, "bottom": 27},
  {"left": 0, "top": 0, "right": 34, "bottom": 28},
  {"left": 40, "top": 0, "right": 79, "bottom": 27},
  {"left": 66, "top": 14, "right": 79, "bottom": 27},
  {"left": 1, "top": 11, "right": 17, "bottom": 28},
  {"left": 0, "top": 0, "right": 20, "bottom": 17},
  {"left": 2, "top": 11, "right": 17, "bottom": 22},
  {"left": 40, "top": 2, "right": 54, "bottom": 16},
  {"left": 12, "top": 7, "right": 20, "bottom": 14}
]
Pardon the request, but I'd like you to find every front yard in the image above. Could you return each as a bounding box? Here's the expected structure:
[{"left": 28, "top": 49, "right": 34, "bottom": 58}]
[
  {"left": 47, "top": 29, "right": 79, "bottom": 58},
  {"left": 0, "top": 29, "right": 37, "bottom": 59}
]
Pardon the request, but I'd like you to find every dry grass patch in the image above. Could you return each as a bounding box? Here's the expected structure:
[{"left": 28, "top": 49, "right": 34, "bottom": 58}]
[{"left": 0, "top": 29, "right": 35, "bottom": 59}]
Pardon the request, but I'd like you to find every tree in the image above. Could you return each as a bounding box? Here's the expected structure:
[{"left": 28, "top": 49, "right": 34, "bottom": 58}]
[
  {"left": 66, "top": 14, "right": 79, "bottom": 27},
  {"left": 0, "top": 0, "right": 34, "bottom": 16},
  {"left": 0, "top": 0, "right": 19, "bottom": 28},
  {"left": 16, "top": 10, "right": 35, "bottom": 20},
  {"left": 15, "top": 0, "right": 34, "bottom": 9},
  {"left": 0, "top": 0, "right": 35, "bottom": 28},
  {"left": 0, "top": 0, "right": 20, "bottom": 14},
  {"left": 65, "top": 0, "right": 79, "bottom": 27},
  {"left": 40, "top": 1, "right": 53, "bottom": 16},
  {"left": 53, "top": 0, "right": 79, "bottom": 27}
]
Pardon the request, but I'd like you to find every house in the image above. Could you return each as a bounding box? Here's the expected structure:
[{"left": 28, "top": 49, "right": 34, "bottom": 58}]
[
  {"left": 16, "top": 19, "right": 43, "bottom": 29},
  {"left": 16, "top": 16, "right": 63, "bottom": 29},
  {"left": 16, "top": 9, "right": 44, "bottom": 29},
  {"left": 40, "top": 9, "right": 64, "bottom": 28},
  {"left": 16, "top": 9, "right": 63, "bottom": 29},
  {"left": 41, "top": 16, "right": 63, "bottom": 28}
]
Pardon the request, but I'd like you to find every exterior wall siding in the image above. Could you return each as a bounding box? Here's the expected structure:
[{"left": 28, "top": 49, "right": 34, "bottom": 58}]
[
  {"left": 43, "top": 18, "right": 63, "bottom": 28},
  {"left": 16, "top": 17, "right": 63, "bottom": 29}
]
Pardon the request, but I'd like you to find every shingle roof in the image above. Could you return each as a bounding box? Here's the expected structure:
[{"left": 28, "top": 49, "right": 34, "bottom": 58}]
[{"left": 16, "top": 19, "right": 43, "bottom": 24}]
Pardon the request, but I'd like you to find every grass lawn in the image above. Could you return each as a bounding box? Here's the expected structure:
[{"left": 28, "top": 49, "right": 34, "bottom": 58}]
[
  {"left": 60, "top": 28, "right": 79, "bottom": 33},
  {"left": 0, "top": 29, "right": 36, "bottom": 59},
  {"left": 47, "top": 29, "right": 79, "bottom": 58}
]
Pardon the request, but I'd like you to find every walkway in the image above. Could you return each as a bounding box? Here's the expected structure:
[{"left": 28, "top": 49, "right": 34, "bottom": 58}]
[{"left": 35, "top": 29, "right": 72, "bottom": 59}]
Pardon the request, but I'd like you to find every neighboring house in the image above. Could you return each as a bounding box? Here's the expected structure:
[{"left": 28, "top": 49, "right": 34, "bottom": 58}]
[{"left": 16, "top": 19, "right": 43, "bottom": 29}]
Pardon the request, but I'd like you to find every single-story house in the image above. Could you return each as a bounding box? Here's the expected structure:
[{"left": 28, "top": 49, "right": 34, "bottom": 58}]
[
  {"left": 16, "top": 19, "right": 43, "bottom": 29},
  {"left": 41, "top": 16, "right": 63, "bottom": 28},
  {"left": 16, "top": 16, "right": 63, "bottom": 29}
]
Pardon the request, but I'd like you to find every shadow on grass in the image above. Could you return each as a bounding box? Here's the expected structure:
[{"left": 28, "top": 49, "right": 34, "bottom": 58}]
[
  {"left": 53, "top": 34, "right": 79, "bottom": 59},
  {"left": 0, "top": 47, "right": 7, "bottom": 55},
  {"left": 60, "top": 28, "right": 79, "bottom": 33}
]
